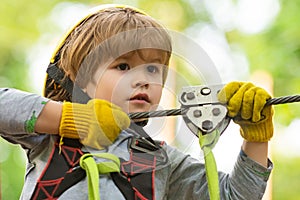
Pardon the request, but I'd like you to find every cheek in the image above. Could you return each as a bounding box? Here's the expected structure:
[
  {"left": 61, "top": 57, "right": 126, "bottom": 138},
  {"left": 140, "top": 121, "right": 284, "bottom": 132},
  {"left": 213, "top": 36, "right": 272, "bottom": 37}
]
[
  {"left": 151, "top": 86, "right": 163, "bottom": 105},
  {"left": 93, "top": 73, "right": 115, "bottom": 101},
  {"left": 94, "top": 73, "right": 126, "bottom": 105},
  {"left": 94, "top": 83, "right": 112, "bottom": 101}
]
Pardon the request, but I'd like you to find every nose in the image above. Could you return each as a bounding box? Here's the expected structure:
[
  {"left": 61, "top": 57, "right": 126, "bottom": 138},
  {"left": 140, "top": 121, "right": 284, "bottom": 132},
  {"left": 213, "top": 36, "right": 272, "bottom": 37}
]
[
  {"left": 133, "top": 78, "right": 149, "bottom": 89},
  {"left": 131, "top": 68, "right": 150, "bottom": 89}
]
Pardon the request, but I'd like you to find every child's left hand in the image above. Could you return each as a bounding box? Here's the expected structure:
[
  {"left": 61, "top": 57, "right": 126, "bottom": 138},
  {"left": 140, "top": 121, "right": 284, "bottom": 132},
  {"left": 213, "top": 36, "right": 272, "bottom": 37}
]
[{"left": 217, "top": 81, "right": 274, "bottom": 142}]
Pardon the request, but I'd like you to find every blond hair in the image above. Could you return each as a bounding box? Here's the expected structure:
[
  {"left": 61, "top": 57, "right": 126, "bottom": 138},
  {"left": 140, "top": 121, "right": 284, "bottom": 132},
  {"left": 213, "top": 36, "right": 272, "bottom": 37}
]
[{"left": 45, "top": 6, "right": 172, "bottom": 101}]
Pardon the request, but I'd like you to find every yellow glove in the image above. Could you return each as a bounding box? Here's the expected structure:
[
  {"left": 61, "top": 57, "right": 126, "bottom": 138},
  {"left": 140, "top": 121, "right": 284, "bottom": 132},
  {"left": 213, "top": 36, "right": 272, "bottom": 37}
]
[
  {"left": 217, "top": 81, "right": 274, "bottom": 142},
  {"left": 59, "top": 99, "right": 131, "bottom": 149}
]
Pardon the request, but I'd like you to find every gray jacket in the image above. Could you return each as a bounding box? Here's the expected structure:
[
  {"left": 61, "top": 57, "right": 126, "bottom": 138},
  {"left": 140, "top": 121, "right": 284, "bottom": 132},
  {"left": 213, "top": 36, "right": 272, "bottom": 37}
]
[{"left": 0, "top": 88, "right": 272, "bottom": 200}]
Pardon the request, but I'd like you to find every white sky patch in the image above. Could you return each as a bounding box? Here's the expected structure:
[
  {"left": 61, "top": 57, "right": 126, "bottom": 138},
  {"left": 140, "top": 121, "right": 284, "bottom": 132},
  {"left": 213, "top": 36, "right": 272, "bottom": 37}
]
[
  {"left": 203, "top": 0, "right": 237, "bottom": 31},
  {"left": 273, "top": 118, "right": 300, "bottom": 157},
  {"left": 27, "top": 38, "right": 55, "bottom": 93},
  {"left": 185, "top": 23, "right": 249, "bottom": 82},
  {"left": 49, "top": 2, "right": 89, "bottom": 31},
  {"left": 236, "top": 0, "right": 280, "bottom": 34},
  {"left": 204, "top": 0, "right": 281, "bottom": 34}
]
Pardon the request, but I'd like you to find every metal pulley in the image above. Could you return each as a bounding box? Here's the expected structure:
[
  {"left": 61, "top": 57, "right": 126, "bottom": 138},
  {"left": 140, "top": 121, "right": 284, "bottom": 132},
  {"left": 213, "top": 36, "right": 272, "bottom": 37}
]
[
  {"left": 128, "top": 84, "right": 300, "bottom": 135},
  {"left": 127, "top": 84, "right": 300, "bottom": 200},
  {"left": 178, "top": 85, "right": 230, "bottom": 137}
]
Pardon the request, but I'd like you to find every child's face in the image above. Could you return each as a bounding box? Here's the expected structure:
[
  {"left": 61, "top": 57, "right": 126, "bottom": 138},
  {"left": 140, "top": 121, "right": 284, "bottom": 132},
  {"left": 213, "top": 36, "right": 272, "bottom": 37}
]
[{"left": 85, "top": 49, "right": 167, "bottom": 114}]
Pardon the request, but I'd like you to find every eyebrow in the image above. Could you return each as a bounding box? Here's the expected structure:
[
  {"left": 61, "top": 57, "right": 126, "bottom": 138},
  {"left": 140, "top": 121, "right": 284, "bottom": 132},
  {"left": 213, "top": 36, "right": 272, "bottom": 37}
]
[
  {"left": 137, "top": 50, "right": 165, "bottom": 63},
  {"left": 117, "top": 51, "right": 165, "bottom": 64}
]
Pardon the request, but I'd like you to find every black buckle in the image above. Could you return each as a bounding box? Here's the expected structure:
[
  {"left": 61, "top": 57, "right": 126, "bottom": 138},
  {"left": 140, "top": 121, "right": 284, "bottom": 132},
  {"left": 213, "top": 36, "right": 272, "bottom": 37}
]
[{"left": 130, "top": 137, "right": 168, "bottom": 165}]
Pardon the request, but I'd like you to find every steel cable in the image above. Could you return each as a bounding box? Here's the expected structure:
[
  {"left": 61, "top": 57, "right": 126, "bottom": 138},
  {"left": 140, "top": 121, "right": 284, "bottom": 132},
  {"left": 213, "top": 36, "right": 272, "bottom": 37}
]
[{"left": 128, "top": 95, "right": 300, "bottom": 119}]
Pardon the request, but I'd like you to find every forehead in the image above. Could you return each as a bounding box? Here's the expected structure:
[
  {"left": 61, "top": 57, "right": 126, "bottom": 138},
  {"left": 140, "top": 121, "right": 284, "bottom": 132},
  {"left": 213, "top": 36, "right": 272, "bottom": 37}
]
[{"left": 97, "top": 26, "right": 171, "bottom": 62}]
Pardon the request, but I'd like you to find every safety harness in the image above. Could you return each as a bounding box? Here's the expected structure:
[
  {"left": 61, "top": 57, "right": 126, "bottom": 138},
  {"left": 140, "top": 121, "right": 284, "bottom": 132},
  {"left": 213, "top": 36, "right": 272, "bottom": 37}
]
[{"left": 30, "top": 123, "right": 168, "bottom": 200}]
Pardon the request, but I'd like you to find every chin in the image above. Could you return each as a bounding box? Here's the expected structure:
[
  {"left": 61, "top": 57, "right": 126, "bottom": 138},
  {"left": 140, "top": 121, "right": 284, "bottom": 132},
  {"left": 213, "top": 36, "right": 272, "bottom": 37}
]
[
  {"left": 129, "top": 105, "right": 155, "bottom": 114},
  {"left": 127, "top": 103, "right": 158, "bottom": 114},
  {"left": 128, "top": 108, "right": 149, "bottom": 113}
]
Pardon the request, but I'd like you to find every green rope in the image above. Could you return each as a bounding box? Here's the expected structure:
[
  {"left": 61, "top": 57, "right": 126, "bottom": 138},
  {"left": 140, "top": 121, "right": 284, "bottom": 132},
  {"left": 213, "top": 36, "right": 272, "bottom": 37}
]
[
  {"left": 198, "top": 130, "right": 220, "bottom": 200},
  {"left": 80, "top": 153, "right": 120, "bottom": 200}
]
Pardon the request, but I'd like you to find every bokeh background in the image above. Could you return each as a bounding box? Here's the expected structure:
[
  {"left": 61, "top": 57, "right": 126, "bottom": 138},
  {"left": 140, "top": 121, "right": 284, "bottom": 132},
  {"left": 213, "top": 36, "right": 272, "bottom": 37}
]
[{"left": 1, "top": 0, "right": 300, "bottom": 199}]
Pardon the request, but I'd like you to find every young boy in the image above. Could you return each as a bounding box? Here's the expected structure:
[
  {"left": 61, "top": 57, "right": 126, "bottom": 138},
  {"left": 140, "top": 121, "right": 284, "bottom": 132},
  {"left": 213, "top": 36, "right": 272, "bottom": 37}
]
[{"left": 0, "top": 4, "right": 273, "bottom": 200}]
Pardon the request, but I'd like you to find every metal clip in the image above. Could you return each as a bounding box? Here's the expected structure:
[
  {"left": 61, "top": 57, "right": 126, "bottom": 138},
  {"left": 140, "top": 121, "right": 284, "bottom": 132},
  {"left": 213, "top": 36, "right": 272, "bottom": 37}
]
[{"left": 130, "top": 137, "right": 168, "bottom": 165}]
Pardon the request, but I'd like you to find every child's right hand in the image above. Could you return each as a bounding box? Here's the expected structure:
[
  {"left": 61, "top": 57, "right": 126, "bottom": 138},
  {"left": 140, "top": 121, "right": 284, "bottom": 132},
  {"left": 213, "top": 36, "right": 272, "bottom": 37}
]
[{"left": 59, "top": 99, "right": 131, "bottom": 149}]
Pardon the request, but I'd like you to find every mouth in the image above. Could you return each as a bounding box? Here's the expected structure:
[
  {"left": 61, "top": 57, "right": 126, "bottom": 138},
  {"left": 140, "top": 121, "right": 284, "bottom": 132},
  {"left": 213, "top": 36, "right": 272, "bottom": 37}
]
[{"left": 129, "top": 93, "right": 150, "bottom": 103}]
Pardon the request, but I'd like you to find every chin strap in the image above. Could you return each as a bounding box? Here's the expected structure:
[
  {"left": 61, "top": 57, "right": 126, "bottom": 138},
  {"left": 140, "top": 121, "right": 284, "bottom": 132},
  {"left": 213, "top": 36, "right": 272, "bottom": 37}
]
[{"left": 80, "top": 153, "right": 121, "bottom": 200}]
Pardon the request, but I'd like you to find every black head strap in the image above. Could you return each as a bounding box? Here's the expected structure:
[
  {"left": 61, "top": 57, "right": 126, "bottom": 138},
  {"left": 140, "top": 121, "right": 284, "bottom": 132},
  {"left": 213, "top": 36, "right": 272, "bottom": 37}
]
[{"left": 46, "top": 64, "right": 91, "bottom": 104}]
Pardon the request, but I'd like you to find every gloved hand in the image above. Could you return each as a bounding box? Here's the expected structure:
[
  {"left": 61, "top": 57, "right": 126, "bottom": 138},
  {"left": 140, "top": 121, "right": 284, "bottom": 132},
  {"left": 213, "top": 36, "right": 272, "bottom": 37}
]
[
  {"left": 217, "top": 81, "right": 274, "bottom": 142},
  {"left": 59, "top": 99, "right": 131, "bottom": 149}
]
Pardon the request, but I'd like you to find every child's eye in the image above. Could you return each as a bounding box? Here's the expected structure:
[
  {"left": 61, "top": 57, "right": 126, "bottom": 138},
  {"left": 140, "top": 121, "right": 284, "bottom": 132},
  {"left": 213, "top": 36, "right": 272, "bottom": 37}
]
[
  {"left": 146, "top": 65, "right": 159, "bottom": 73},
  {"left": 117, "top": 63, "right": 130, "bottom": 71}
]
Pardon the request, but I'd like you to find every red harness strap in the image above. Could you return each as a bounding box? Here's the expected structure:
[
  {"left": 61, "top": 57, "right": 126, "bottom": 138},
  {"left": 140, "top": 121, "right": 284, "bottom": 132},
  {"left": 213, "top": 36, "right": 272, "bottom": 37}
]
[
  {"left": 122, "top": 150, "right": 157, "bottom": 199},
  {"left": 31, "top": 139, "right": 85, "bottom": 200},
  {"left": 111, "top": 137, "right": 167, "bottom": 200}
]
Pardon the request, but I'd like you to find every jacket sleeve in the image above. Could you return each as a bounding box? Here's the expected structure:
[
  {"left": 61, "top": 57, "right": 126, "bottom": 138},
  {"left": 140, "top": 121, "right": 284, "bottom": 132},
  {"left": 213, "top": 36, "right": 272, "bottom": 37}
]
[
  {"left": 0, "top": 88, "right": 50, "bottom": 148},
  {"left": 166, "top": 144, "right": 272, "bottom": 200}
]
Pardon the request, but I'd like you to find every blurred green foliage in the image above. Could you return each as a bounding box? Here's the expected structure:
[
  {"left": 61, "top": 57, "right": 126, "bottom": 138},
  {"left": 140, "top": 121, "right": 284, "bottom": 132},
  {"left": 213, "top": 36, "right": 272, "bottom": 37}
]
[
  {"left": 1, "top": 0, "right": 300, "bottom": 199},
  {"left": 226, "top": 0, "right": 300, "bottom": 125},
  {"left": 0, "top": 0, "right": 56, "bottom": 89},
  {"left": 272, "top": 155, "right": 300, "bottom": 200},
  {"left": 0, "top": 140, "right": 26, "bottom": 199}
]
